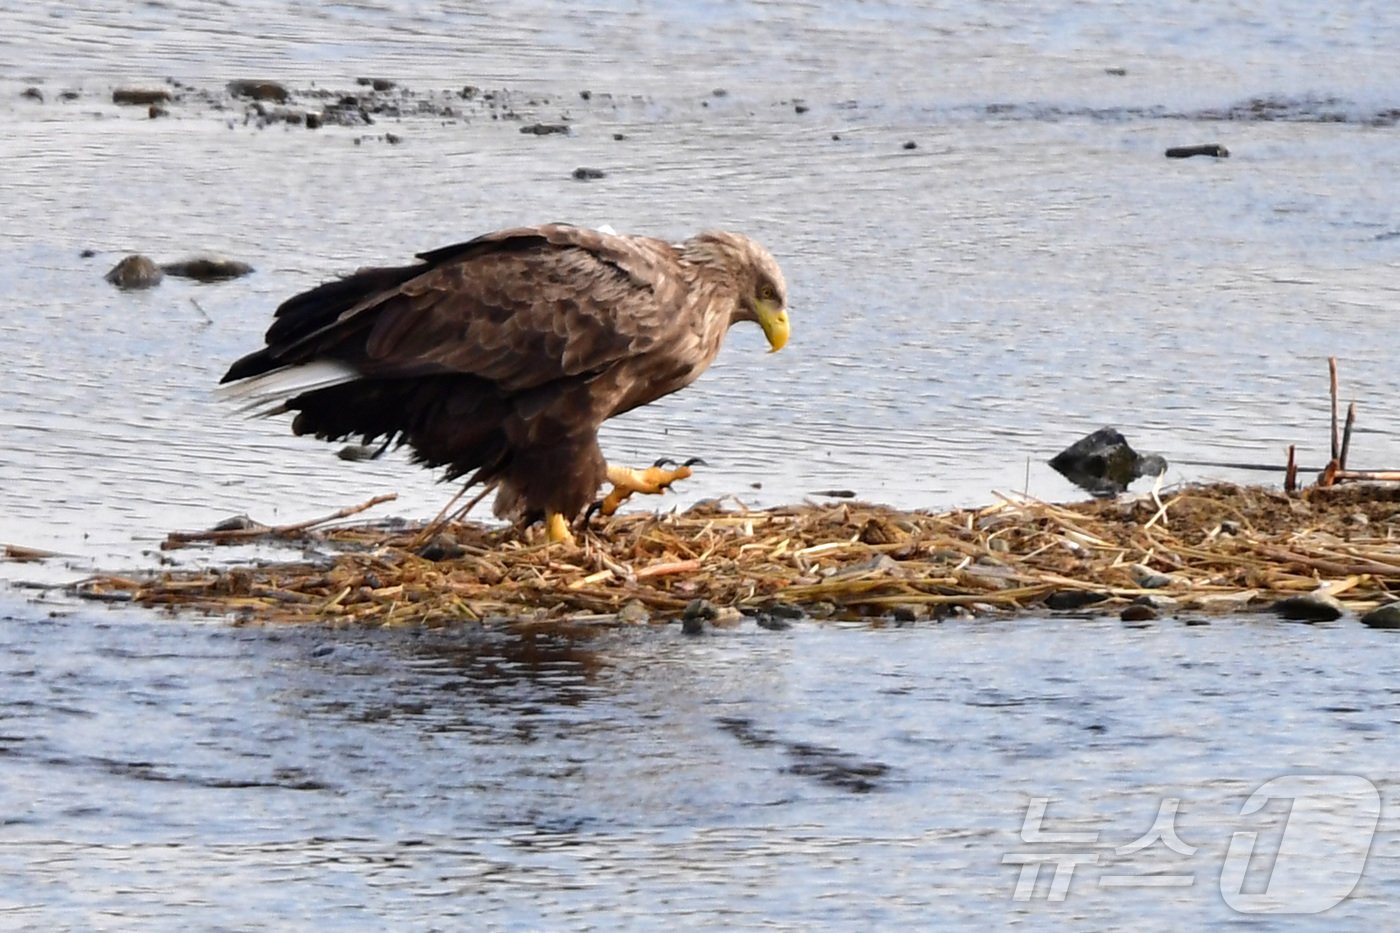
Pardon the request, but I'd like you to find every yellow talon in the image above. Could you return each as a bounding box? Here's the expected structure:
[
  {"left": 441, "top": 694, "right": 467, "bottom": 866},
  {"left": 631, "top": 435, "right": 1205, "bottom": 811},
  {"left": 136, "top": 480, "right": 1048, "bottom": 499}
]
[
  {"left": 597, "top": 461, "right": 698, "bottom": 517},
  {"left": 545, "top": 511, "right": 575, "bottom": 545}
]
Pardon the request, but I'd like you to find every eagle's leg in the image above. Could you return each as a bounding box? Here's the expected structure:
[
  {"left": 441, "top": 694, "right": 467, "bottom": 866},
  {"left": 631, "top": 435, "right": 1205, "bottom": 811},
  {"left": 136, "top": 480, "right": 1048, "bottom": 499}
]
[
  {"left": 596, "top": 458, "right": 703, "bottom": 517},
  {"left": 545, "top": 511, "right": 576, "bottom": 545}
]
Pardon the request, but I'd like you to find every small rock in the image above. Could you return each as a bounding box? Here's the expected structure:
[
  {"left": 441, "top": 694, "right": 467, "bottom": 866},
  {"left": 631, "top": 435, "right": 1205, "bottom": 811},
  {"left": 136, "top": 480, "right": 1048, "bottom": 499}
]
[
  {"left": 902, "top": 140, "right": 917, "bottom": 150},
  {"left": 113, "top": 87, "right": 171, "bottom": 106},
  {"left": 161, "top": 256, "right": 254, "bottom": 282},
  {"left": 417, "top": 536, "right": 465, "bottom": 561},
  {"left": 756, "top": 613, "right": 792, "bottom": 631},
  {"left": 1120, "top": 604, "right": 1157, "bottom": 622},
  {"left": 711, "top": 88, "right": 728, "bottom": 98},
  {"left": 519, "top": 122, "right": 570, "bottom": 136},
  {"left": 764, "top": 601, "right": 805, "bottom": 620},
  {"left": 1359, "top": 604, "right": 1400, "bottom": 630},
  {"left": 616, "top": 600, "right": 650, "bottom": 624},
  {"left": 1165, "top": 144, "right": 1229, "bottom": 159},
  {"left": 372, "top": 78, "right": 395, "bottom": 92},
  {"left": 1045, "top": 590, "right": 1108, "bottom": 611},
  {"left": 1129, "top": 563, "right": 1178, "bottom": 588},
  {"left": 572, "top": 166, "right": 606, "bottom": 180},
  {"left": 1273, "top": 592, "right": 1344, "bottom": 623},
  {"left": 336, "top": 444, "right": 382, "bottom": 462},
  {"left": 711, "top": 606, "right": 743, "bottom": 626},
  {"left": 148, "top": 105, "right": 167, "bottom": 119},
  {"left": 104, "top": 254, "right": 164, "bottom": 289},
  {"left": 60, "top": 89, "right": 80, "bottom": 102},
  {"left": 227, "top": 80, "right": 289, "bottom": 103},
  {"left": 384, "top": 132, "right": 402, "bottom": 145},
  {"left": 811, "top": 489, "right": 856, "bottom": 498},
  {"left": 579, "top": 89, "right": 592, "bottom": 101},
  {"left": 890, "top": 605, "right": 920, "bottom": 623},
  {"left": 209, "top": 514, "right": 260, "bottom": 532},
  {"left": 680, "top": 615, "right": 707, "bottom": 636},
  {"left": 683, "top": 598, "right": 718, "bottom": 623},
  {"left": 831, "top": 133, "right": 841, "bottom": 141},
  {"left": 794, "top": 103, "right": 809, "bottom": 114},
  {"left": 305, "top": 111, "right": 323, "bottom": 130},
  {"left": 612, "top": 132, "right": 626, "bottom": 141},
  {"left": 21, "top": 86, "right": 43, "bottom": 103},
  {"left": 1104, "top": 66, "right": 1128, "bottom": 76}
]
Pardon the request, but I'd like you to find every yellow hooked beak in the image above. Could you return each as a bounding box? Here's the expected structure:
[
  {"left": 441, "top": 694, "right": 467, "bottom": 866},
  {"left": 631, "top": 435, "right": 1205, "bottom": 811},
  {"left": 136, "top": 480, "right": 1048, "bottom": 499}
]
[{"left": 754, "top": 298, "right": 790, "bottom": 352}]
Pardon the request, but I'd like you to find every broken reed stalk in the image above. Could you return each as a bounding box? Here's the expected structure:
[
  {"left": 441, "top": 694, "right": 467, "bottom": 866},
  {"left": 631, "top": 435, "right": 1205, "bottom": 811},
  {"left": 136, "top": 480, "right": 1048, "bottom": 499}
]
[
  {"left": 1330, "top": 355, "right": 1340, "bottom": 463},
  {"left": 161, "top": 493, "right": 398, "bottom": 549},
  {"left": 1340, "top": 401, "right": 1357, "bottom": 470}
]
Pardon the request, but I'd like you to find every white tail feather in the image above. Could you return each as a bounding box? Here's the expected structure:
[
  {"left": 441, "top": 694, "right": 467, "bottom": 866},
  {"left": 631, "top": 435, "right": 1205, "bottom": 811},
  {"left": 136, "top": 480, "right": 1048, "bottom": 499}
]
[{"left": 215, "top": 361, "right": 361, "bottom": 417}]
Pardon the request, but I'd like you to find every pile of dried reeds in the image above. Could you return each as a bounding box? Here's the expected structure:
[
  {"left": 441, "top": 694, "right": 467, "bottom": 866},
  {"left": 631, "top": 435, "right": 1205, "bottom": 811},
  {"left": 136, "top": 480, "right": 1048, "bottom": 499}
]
[{"left": 66, "top": 482, "right": 1400, "bottom": 626}]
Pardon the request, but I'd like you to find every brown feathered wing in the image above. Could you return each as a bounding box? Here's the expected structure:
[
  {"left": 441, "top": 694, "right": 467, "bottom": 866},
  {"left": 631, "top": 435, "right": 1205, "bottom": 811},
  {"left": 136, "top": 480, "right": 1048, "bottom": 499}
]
[{"left": 221, "top": 224, "right": 693, "bottom": 520}]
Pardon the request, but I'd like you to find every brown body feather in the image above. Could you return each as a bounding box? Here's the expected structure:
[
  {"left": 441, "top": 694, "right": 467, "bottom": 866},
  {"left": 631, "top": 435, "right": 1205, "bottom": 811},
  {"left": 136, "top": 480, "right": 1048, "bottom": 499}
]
[{"left": 221, "top": 224, "right": 788, "bottom": 527}]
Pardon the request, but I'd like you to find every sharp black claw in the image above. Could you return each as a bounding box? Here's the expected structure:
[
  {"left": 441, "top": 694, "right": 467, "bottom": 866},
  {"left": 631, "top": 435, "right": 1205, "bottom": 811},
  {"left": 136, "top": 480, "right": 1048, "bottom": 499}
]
[
  {"left": 583, "top": 501, "right": 603, "bottom": 525},
  {"left": 682, "top": 457, "right": 707, "bottom": 468},
  {"left": 652, "top": 457, "right": 677, "bottom": 468}
]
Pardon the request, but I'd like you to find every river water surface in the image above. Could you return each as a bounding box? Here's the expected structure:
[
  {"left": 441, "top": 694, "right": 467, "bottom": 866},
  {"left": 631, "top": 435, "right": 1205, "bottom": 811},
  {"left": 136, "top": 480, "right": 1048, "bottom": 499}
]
[{"left": 3, "top": 1, "right": 1400, "bottom": 928}]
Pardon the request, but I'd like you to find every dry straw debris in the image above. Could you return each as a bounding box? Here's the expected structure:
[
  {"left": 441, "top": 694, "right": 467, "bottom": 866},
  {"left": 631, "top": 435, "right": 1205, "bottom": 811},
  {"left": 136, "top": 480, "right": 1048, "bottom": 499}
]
[{"left": 67, "top": 482, "right": 1400, "bottom": 627}]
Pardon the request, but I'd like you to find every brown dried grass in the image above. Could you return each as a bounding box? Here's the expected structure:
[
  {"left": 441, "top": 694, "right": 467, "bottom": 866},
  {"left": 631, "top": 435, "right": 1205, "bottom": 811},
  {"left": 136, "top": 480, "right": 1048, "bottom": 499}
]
[{"left": 68, "top": 482, "right": 1400, "bottom": 626}]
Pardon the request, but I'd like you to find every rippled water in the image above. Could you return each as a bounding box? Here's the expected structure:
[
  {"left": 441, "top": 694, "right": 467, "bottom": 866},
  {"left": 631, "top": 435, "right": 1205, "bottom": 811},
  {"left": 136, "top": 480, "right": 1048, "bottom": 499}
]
[{"left": 3, "top": 1, "right": 1400, "bottom": 927}]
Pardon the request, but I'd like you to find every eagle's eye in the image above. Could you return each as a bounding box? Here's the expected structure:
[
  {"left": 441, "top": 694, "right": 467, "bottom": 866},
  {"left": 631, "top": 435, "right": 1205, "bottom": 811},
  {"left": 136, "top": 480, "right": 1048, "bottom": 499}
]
[{"left": 757, "top": 283, "right": 776, "bottom": 302}]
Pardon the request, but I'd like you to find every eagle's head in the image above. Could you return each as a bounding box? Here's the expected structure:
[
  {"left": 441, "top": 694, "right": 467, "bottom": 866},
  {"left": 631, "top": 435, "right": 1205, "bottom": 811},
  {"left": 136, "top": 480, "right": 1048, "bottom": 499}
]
[{"left": 685, "top": 231, "right": 790, "bottom": 352}]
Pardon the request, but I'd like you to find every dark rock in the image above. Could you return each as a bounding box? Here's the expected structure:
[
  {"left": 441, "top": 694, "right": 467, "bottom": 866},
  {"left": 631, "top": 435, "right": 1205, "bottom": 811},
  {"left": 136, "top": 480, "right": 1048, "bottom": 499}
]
[
  {"left": 1120, "top": 604, "right": 1157, "bottom": 622},
  {"left": 794, "top": 103, "right": 809, "bottom": 114},
  {"left": 305, "top": 111, "right": 323, "bottom": 129},
  {"left": 228, "top": 80, "right": 289, "bottom": 103},
  {"left": 148, "top": 105, "right": 167, "bottom": 119},
  {"left": 1104, "top": 67, "right": 1128, "bottom": 76},
  {"left": 680, "top": 614, "right": 707, "bottom": 636},
  {"left": 1165, "top": 144, "right": 1229, "bottom": 159},
  {"left": 902, "top": 140, "right": 917, "bottom": 150},
  {"left": 572, "top": 166, "right": 606, "bottom": 180},
  {"left": 384, "top": 132, "right": 402, "bottom": 144},
  {"left": 711, "top": 88, "right": 728, "bottom": 97},
  {"left": 104, "top": 254, "right": 164, "bottom": 289},
  {"left": 1359, "top": 604, "right": 1400, "bottom": 629},
  {"left": 336, "top": 444, "right": 383, "bottom": 462},
  {"left": 21, "top": 86, "right": 43, "bottom": 103},
  {"left": 79, "top": 248, "right": 96, "bottom": 258},
  {"left": 210, "top": 514, "right": 259, "bottom": 532},
  {"left": 756, "top": 613, "right": 793, "bottom": 631},
  {"left": 1049, "top": 427, "right": 1167, "bottom": 497},
  {"left": 113, "top": 88, "right": 171, "bottom": 106},
  {"left": 60, "top": 89, "right": 80, "bottom": 102},
  {"left": 579, "top": 89, "right": 592, "bottom": 101},
  {"left": 812, "top": 489, "right": 857, "bottom": 498},
  {"left": 372, "top": 78, "right": 396, "bottom": 92},
  {"left": 612, "top": 132, "right": 626, "bottom": 141},
  {"left": 1045, "top": 590, "right": 1109, "bottom": 611},
  {"left": 161, "top": 256, "right": 254, "bottom": 282},
  {"left": 519, "top": 122, "right": 570, "bottom": 136},
  {"left": 683, "top": 598, "right": 718, "bottom": 623},
  {"left": 764, "top": 601, "right": 806, "bottom": 620},
  {"left": 417, "top": 536, "right": 465, "bottom": 561},
  {"left": 1273, "top": 592, "right": 1344, "bottom": 623},
  {"left": 832, "top": 134, "right": 841, "bottom": 140}
]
